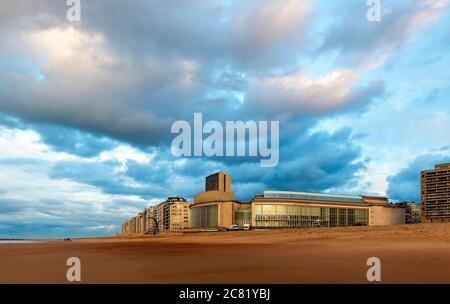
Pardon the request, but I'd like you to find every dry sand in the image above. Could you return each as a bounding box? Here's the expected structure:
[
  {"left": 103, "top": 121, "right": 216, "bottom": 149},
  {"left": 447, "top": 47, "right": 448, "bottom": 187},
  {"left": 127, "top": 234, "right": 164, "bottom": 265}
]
[{"left": 1, "top": 223, "right": 450, "bottom": 284}]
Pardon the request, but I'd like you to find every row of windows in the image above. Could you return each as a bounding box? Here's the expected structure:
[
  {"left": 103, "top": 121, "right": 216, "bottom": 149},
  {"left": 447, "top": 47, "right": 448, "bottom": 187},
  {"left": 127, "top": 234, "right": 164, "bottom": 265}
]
[
  {"left": 254, "top": 205, "right": 368, "bottom": 228},
  {"left": 425, "top": 218, "right": 450, "bottom": 223},
  {"left": 233, "top": 207, "right": 252, "bottom": 227},
  {"left": 191, "top": 204, "right": 218, "bottom": 228}
]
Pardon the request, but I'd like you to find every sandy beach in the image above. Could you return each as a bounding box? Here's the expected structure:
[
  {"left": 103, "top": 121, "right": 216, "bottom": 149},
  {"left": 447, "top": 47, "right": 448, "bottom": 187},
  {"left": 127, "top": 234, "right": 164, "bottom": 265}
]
[{"left": 1, "top": 223, "right": 450, "bottom": 284}]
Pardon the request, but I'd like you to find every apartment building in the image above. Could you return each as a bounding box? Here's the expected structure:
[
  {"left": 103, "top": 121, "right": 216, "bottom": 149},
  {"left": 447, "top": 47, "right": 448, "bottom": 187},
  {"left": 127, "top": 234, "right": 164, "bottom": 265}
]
[
  {"left": 397, "top": 202, "right": 421, "bottom": 224},
  {"left": 421, "top": 163, "right": 450, "bottom": 223},
  {"left": 163, "top": 197, "right": 191, "bottom": 230},
  {"left": 121, "top": 197, "right": 192, "bottom": 234}
]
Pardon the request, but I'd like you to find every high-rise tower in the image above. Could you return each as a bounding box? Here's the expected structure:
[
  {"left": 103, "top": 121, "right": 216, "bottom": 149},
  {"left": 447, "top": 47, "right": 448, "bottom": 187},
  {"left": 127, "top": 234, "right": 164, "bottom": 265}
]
[
  {"left": 205, "top": 171, "right": 231, "bottom": 193},
  {"left": 421, "top": 163, "right": 450, "bottom": 223}
]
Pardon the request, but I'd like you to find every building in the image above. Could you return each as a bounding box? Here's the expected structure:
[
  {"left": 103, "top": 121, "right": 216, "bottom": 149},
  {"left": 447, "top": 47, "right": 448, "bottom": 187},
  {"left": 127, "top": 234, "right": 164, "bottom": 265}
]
[
  {"left": 396, "top": 202, "right": 421, "bottom": 224},
  {"left": 144, "top": 205, "right": 157, "bottom": 233},
  {"left": 154, "top": 202, "right": 164, "bottom": 231},
  {"left": 421, "top": 163, "right": 450, "bottom": 223},
  {"left": 206, "top": 171, "right": 231, "bottom": 192},
  {"left": 127, "top": 216, "right": 137, "bottom": 233},
  {"left": 122, "top": 171, "right": 406, "bottom": 234},
  {"left": 136, "top": 212, "right": 145, "bottom": 233},
  {"left": 121, "top": 221, "right": 129, "bottom": 234},
  {"left": 163, "top": 197, "right": 191, "bottom": 230},
  {"left": 190, "top": 172, "right": 405, "bottom": 229},
  {"left": 252, "top": 191, "right": 404, "bottom": 228},
  {"left": 121, "top": 197, "right": 192, "bottom": 234},
  {"left": 191, "top": 171, "right": 251, "bottom": 228}
]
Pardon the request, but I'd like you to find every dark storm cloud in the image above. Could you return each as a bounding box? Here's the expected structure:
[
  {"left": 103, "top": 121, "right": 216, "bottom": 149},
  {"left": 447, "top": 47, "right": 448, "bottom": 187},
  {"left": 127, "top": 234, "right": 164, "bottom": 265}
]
[
  {"left": 44, "top": 126, "right": 364, "bottom": 202},
  {"left": 0, "top": 191, "right": 148, "bottom": 238},
  {"left": 0, "top": 0, "right": 327, "bottom": 149},
  {"left": 0, "top": 0, "right": 446, "bottom": 151},
  {"left": 1, "top": 0, "right": 448, "bottom": 239},
  {"left": 387, "top": 154, "right": 450, "bottom": 202},
  {"left": 0, "top": 114, "right": 119, "bottom": 157},
  {"left": 34, "top": 124, "right": 119, "bottom": 157},
  {"left": 228, "top": 128, "right": 366, "bottom": 200},
  {"left": 49, "top": 159, "right": 166, "bottom": 198},
  {"left": 0, "top": 198, "right": 32, "bottom": 214},
  {"left": 81, "top": 0, "right": 311, "bottom": 69}
]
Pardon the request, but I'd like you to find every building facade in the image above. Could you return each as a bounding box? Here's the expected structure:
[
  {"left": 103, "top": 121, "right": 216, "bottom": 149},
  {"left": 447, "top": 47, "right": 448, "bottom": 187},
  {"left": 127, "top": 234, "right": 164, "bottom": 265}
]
[
  {"left": 421, "top": 163, "right": 450, "bottom": 223},
  {"left": 252, "top": 191, "right": 404, "bottom": 228},
  {"left": 136, "top": 212, "right": 145, "bottom": 233},
  {"left": 121, "top": 197, "right": 192, "bottom": 234},
  {"left": 163, "top": 197, "right": 191, "bottom": 230},
  {"left": 397, "top": 202, "right": 421, "bottom": 224},
  {"left": 191, "top": 171, "right": 251, "bottom": 228},
  {"left": 144, "top": 206, "right": 157, "bottom": 233},
  {"left": 122, "top": 172, "right": 407, "bottom": 234},
  {"left": 127, "top": 217, "right": 137, "bottom": 233},
  {"left": 206, "top": 171, "right": 231, "bottom": 192},
  {"left": 190, "top": 172, "right": 405, "bottom": 229}
]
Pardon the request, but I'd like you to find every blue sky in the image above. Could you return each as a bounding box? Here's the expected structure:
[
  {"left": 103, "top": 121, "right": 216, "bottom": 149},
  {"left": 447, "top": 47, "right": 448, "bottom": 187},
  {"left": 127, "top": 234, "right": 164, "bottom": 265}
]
[{"left": 0, "top": 0, "right": 449, "bottom": 238}]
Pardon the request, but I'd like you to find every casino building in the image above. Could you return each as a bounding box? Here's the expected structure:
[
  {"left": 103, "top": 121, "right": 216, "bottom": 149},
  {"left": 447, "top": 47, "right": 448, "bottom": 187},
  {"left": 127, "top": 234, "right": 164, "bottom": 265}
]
[
  {"left": 191, "top": 172, "right": 252, "bottom": 228},
  {"left": 190, "top": 172, "right": 405, "bottom": 229}
]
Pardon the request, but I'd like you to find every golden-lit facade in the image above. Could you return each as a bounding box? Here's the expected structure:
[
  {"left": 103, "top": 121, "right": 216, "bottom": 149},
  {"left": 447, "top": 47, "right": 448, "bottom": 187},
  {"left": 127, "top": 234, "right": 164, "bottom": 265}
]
[
  {"left": 252, "top": 192, "right": 370, "bottom": 228},
  {"left": 121, "top": 197, "right": 191, "bottom": 234},
  {"left": 421, "top": 163, "right": 450, "bottom": 223},
  {"left": 205, "top": 171, "right": 231, "bottom": 192},
  {"left": 163, "top": 198, "right": 191, "bottom": 230},
  {"left": 122, "top": 172, "right": 406, "bottom": 234},
  {"left": 189, "top": 173, "right": 405, "bottom": 229}
]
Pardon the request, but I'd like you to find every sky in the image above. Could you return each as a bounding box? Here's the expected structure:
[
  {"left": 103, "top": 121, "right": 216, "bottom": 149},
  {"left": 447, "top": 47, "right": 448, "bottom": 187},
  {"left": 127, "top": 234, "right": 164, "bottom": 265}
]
[{"left": 0, "top": 0, "right": 449, "bottom": 238}]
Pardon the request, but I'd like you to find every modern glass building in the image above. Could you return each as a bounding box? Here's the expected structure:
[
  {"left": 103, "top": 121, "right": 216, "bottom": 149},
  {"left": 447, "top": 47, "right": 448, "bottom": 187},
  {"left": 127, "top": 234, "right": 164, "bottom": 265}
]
[
  {"left": 251, "top": 191, "right": 388, "bottom": 228},
  {"left": 124, "top": 172, "right": 405, "bottom": 234},
  {"left": 253, "top": 204, "right": 368, "bottom": 228},
  {"left": 190, "top": 203, "right": 219, "bottom": 227},
  {"left": 189, "top": 173, "right": 405, "bottom": 230},
  {"left": 233, "top": 204, "right": 252, "bottom": 227}
]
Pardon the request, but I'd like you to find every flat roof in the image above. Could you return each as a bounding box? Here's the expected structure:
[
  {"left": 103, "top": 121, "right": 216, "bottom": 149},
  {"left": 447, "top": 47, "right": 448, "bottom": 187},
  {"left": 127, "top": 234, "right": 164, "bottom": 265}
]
[
  {"left": 263, "top": 191, "right": 364, "bottom": 203},
  {"left": 435, "top": 163, "right": 450, "bottom": 169},
  {"left": 422, "top": 163, "right": 450, "bottom": 173}
]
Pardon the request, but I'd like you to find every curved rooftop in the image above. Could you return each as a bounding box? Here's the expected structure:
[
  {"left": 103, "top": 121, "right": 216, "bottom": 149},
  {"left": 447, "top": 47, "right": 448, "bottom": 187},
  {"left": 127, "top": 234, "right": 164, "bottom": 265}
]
[{"left": 263, "top": 191, "right": 364, "bottom": 203}]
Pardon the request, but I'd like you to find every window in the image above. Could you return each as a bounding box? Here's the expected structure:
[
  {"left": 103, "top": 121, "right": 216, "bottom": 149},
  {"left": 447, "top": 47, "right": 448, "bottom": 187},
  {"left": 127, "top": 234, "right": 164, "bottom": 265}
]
[{"left": 254, "top": 204, "right": 368, "bottom": 228}]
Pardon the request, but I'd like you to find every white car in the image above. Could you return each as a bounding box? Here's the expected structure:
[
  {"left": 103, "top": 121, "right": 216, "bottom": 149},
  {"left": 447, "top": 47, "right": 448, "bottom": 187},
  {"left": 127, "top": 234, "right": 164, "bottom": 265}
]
[
  {"left": 243, "top": 224, "right": 251, "bottom": 230},
  {"left": 228, "top": 224, "right": 239, "bottom": 230}
]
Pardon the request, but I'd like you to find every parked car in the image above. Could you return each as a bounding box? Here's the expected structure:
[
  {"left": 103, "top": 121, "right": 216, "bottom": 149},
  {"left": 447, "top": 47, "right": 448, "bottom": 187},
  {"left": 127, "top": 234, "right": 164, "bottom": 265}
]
[
  {"left": 228, "top": 224, "right": 239, "bottom": 230},
  {"left": 243, "top": 224, "right": 251, "bottom": 230}
]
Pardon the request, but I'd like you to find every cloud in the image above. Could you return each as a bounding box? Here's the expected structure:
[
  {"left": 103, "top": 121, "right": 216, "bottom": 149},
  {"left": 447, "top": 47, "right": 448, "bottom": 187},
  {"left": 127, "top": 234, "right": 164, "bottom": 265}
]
[
  {"left": 227, "top": 128, "right": 365, "bottom": 199},
  {"left": 0, "top": 1, "right": 449, "bottom": 238},
  {"left": 245, "top": 69, "right": 384, "bottom": 116},
  {"left": 0, "top": 25, "right": 175, "bottom": 146},
  {"left": 387, "top": 153, "right": 450, "bottom": 202},
  {"left": 0, "top": 125, "right": 151, "bottom": 238},
  {"left": 0, "top": 0, "right": 341, "bottom": 150},
  {"left": 0, "top": 198, "right": 32, "bottom": 214},
  {"left": 318, "top": 0, "right": 450, "bottom": 65}
]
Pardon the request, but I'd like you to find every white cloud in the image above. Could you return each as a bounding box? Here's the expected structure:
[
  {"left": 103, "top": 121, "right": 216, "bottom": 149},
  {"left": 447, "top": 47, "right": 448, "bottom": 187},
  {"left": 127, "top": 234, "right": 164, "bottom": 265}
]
[
  {"left": 0, "top": 125, "right": 149, "bottom": 237},
  {"left": 246, "top": 67, "right": 376, "bottom": 116}
]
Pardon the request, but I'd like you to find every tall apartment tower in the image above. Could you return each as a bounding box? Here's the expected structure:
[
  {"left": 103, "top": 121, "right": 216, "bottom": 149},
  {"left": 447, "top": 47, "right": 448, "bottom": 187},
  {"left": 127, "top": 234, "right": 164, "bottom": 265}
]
[
  {"left": 421, "top": 163, "right": 450, "bottom": 223},
  {"left": 205, "top": 171, "right": 231, "bottom": 192}
]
